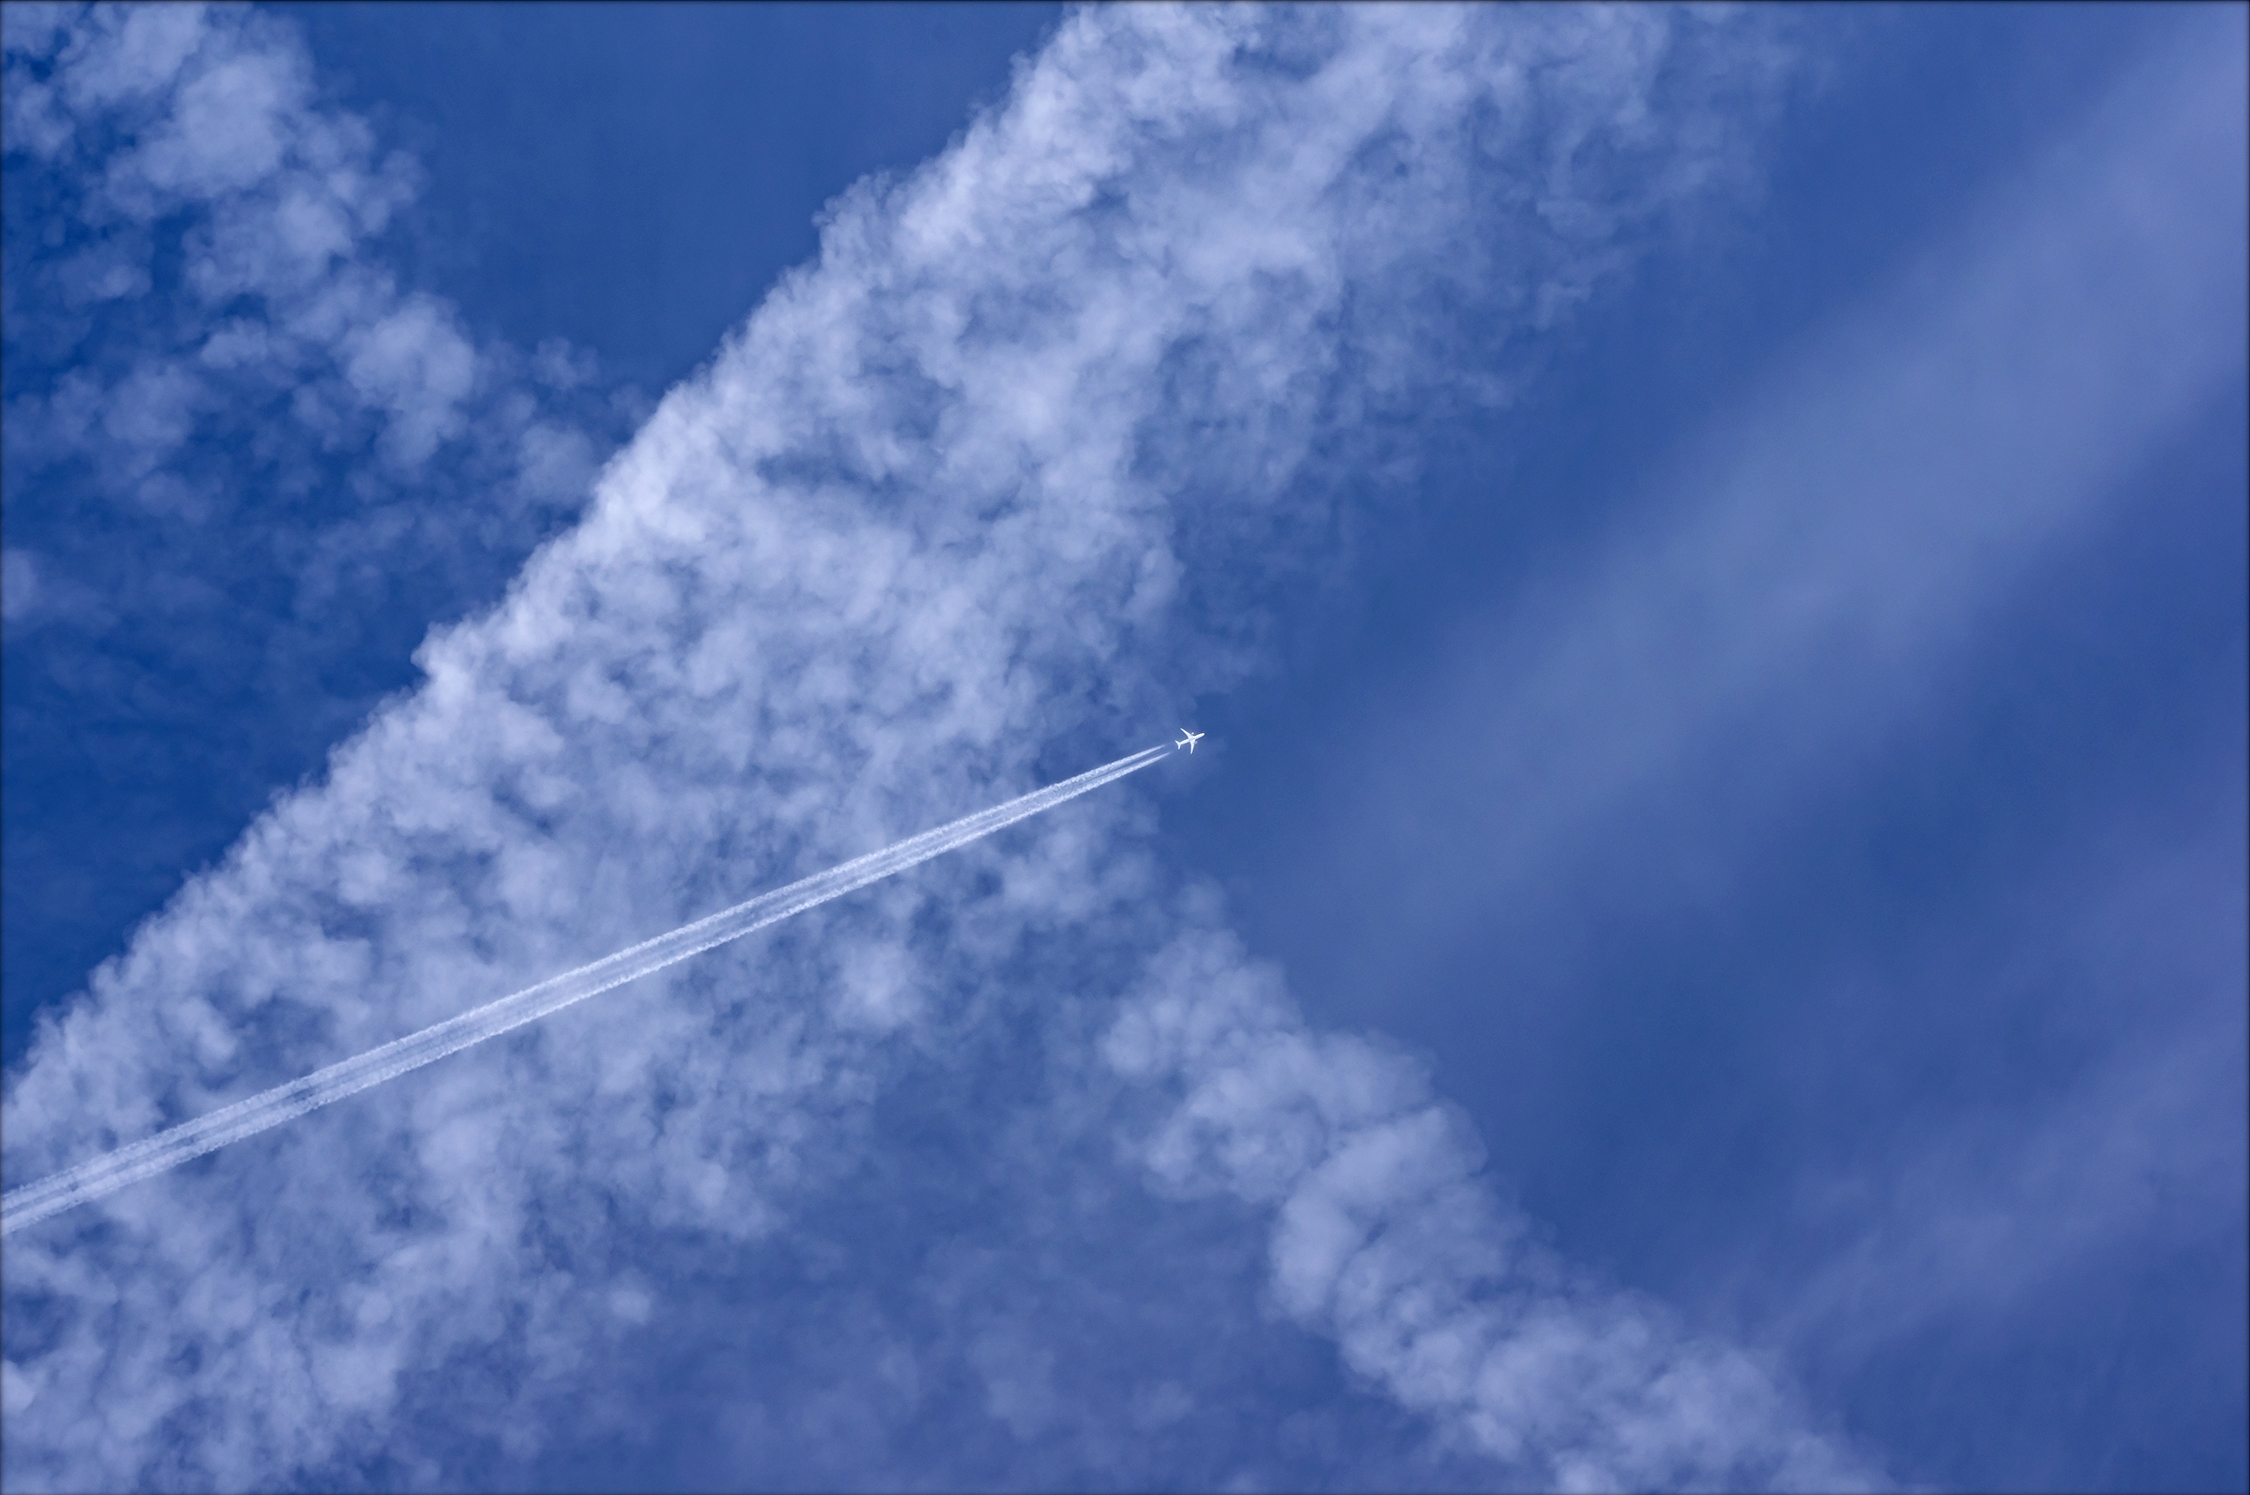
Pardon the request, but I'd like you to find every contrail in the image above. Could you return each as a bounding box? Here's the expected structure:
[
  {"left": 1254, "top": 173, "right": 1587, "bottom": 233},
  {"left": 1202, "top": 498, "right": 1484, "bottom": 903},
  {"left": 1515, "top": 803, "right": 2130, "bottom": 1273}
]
[{"left": 3, "top": 743, "right": 1175, "bottom": 1236}]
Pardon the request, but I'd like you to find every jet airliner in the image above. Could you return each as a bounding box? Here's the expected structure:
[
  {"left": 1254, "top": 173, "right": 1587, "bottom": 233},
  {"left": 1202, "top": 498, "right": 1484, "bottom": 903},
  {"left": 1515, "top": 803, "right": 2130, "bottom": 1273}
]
[{"left": 1175, "top": 730, "right": 1204, "bottom": 753}]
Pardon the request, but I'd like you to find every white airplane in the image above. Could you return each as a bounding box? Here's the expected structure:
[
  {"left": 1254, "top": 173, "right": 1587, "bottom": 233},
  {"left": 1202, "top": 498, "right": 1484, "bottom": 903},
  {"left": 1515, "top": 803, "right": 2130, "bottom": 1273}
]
[{"left": 1175, "top": 729, "right": 1205, "bottom": 753}]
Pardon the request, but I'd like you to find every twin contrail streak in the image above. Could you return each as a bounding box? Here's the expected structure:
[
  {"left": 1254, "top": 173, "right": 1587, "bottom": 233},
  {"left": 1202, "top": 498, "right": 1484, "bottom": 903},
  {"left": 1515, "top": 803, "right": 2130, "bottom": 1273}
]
[{"left": 2, "top": 744, "right": 1175, "bottom": 1236}]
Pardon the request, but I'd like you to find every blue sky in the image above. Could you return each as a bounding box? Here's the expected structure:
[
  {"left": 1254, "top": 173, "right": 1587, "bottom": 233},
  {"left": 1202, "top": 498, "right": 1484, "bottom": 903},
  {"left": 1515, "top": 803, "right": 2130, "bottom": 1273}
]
[{"left": 2, "top": 5, "right": 2242, "bottom": 1491}]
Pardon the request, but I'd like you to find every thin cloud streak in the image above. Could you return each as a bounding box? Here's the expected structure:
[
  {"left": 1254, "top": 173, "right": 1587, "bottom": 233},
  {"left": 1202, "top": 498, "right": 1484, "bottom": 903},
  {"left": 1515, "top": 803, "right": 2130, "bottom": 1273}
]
[
  {"left": 2, "top": 743, "right": 1171, "bottom": 1236},
  {"left": 1302, "top": 6, "right": 2246, "bottom": 989}
]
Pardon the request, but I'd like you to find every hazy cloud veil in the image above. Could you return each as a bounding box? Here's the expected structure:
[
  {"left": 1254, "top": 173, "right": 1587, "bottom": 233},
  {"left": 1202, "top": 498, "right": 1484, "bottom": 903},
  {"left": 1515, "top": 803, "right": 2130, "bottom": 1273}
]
[{"left": 4, "top": 6, "right": 1877, "bottom": 1489}]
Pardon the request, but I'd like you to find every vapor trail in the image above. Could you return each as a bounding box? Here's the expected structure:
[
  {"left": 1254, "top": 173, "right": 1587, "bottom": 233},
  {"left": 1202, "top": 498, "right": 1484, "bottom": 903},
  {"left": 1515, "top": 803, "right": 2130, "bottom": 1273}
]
[{"left": 2, "top": 744, "right": 1175, "bottom": 1236}]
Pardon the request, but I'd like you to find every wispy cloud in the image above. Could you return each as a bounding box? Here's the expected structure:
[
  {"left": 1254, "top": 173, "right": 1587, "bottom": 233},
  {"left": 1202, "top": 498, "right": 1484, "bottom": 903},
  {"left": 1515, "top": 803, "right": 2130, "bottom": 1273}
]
[
  {"left": 1760, "top": 740, "right": 2248, "bottom": 1365},
  {"left": 2, "top": 1, "right": 614, "bottom": 536},
  {"left": 1109, "top": 906, "right": 1877, "bottom": 1492},
  {"left": 1286, "top": 6, "right": 2247, "bottom": 991},
  {"left": 1, "top": 6, "right": 1865, "bottom": 1488},
  {"left": 2, "top": 2, "right": 635, "bottom": 1043},
  {"left": 1191, "top": 10, "right": 2242, "bottom": 1484}
]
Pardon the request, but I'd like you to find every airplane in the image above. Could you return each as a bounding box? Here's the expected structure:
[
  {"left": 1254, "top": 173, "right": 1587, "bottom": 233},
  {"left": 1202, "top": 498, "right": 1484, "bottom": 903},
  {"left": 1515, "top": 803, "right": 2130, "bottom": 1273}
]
[{"left": 1175, "top": 729, "right": 1205, "bottom": 753}]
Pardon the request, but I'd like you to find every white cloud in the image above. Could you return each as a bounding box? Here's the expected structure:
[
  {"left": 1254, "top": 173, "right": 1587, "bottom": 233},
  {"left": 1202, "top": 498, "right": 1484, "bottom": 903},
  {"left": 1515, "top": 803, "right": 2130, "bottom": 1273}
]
[
  {"left": 1296, "top": 7, "right": 2247, "bottom": 979},
  {"left": 532, "top": 336, "right": 598, "bottom": 392},
  {"left": 1, "top": 548, "right": 42, "bottom": 623},
  {"left": 340, "top": 296, "right": 480, "bottom": 469},
  {"left": 194, "top": 316, "right": 273, "bottom": 370},
  {"left": 1108, "top": 914, "right": 1879, "bottom": 1491},
  {"left": 0, "top": 545, "right": 110, "bottom": 633},
  {"left": 44, "top": 2, "right": 205, "bottom": 114},
  {"left": 1, "top": 5, "right": 1852, "bottom": 1489},
  {"left": 4, "top": 1, "right": 558, "bottom": 505},
  {"left": 97, "top": 358, "right": 202, "bottom": 477},
  {"left": 512, "top": 417, "right": 600, "bottom": 512},
  {"left": 53, "top": 236, "right": 150, "bottom": 303},
  {"left": 1170, "top": 11, "right": 2240, "bottom": 1482},
  {"left": 113, "top": 44, "right": 302, "bottom": 203}
]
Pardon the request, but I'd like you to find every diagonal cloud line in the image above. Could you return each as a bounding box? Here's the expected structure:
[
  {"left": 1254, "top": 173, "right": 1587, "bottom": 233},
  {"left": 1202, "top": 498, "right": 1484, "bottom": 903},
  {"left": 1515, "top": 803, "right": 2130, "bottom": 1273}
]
[{"left": 2, "top": 743, "right": 1177, "bottom": 1237}]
